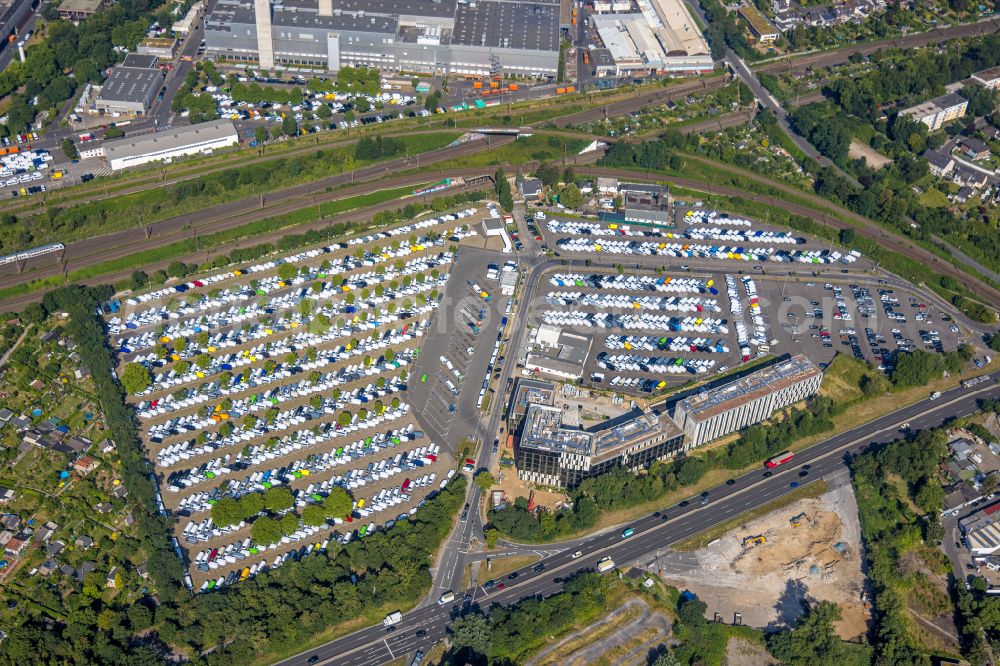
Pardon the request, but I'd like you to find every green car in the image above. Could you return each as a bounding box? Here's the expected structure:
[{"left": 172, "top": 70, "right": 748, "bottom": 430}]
[{"left": 421, "top": 373, "right": 428, "bottom": 382}]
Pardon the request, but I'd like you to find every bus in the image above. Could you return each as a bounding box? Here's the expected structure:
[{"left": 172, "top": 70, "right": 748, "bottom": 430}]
[{"left": 766, "top": 451, "right": 794, "bottom": 468}]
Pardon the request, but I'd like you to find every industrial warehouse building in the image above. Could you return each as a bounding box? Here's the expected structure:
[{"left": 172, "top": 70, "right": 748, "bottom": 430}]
[
  {"left": 961, "top": 501, "right": 1000, "bottom": 557},
  {"left": 94, "top": 54, "right": 164, "bottom": 116},
  {"left": 204, "top": 0, "right": 561, "bottom": 77},
  {"left": 515, "top": 403, "right": 685, "bottom": 488},
  {"left": 589, "top": 0, "right": 712, "bottom": 75},
  {"left": 671, "top": 354, "right": 823, "bottom": 448},
  {"left": 103, "top": 120, "right": 240, "bottom": 171}
]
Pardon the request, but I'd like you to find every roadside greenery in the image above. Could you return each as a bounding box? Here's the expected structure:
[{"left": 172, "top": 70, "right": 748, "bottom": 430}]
[{"left": 851, "top": 428, "right": 955, "bottom": 662}]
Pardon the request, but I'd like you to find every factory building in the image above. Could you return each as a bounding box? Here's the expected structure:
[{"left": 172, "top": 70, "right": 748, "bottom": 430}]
[
  {"left": 515, "top": 403, "right": 685, "bottom": 488},
  {"left": 961, "top": 501, "right": 1000, "bottom": 557},
  {"left": 589, "top": 0, "right": 712, "bottom": 75},
  {"left": 672, "top": 354, "right": 823, "bottom": 448},
  {"left": 94, "top": 54, "right": 164, "bottom": 116},
  {"left": 204, "top": 0, "right": 561, "bottom": 77},
  {"left": 103, "top": 120, "right": 240, "bottom": 171}
]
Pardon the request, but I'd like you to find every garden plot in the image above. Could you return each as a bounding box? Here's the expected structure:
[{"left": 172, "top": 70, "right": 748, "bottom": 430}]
[
  {"left": 538, "top": 271, "right": 744, "bottom": 392},
  {"left": 111, "top": 214, "right": 480, "bottom": 592}
]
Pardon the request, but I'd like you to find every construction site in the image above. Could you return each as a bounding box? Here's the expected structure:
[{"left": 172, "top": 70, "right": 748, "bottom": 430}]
[{"left": 653, "top": 481, "right": 869, "bottom": 639}]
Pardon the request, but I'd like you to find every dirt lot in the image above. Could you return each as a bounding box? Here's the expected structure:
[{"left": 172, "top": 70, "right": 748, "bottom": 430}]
[
  {"left": 656, "top": 482, "right": 868, "bottom": 639},
  {"left": 848, "top": 140, "right": 892, "bottom": 168}
]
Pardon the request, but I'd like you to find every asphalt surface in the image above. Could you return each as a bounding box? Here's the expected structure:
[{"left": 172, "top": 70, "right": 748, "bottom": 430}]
[{"left": 276, "top": 379, "right": 1000, "bottom": 666}]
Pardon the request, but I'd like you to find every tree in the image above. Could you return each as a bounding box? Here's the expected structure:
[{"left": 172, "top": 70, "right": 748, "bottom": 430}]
[
  {"left": 448, "top": 613, "right": 492, "bottom": 655},
  {"left": 535, "top": 163, "right": 559, "bottom": 188},
  {"left": 766, "top": 601, "right": 846, "bottom": 665},
  {"left": 322, "top": 487, "right": 353, "bottom": 518},
  {"left": 104, "top": 126, "right": 124, "bottom": 139},
  {"left": 495, "top": 167, "right": 514, "bottom": 212},
  {"left": 121, "top": 362, "right": 151, "bottom": 394},
  {"left": 254, "top": 126, "right": 268, "bottom": 145},
  {"left": 485, "top": 528, "right": 500, "bottom": 548},
  {"left": 281, "top": 115, "right": 298, "bottom": 137},
  {"left": 989, "top": 332, "right": 1000, "bottom": 353},
  {"left": 251, "top": 516, "right": 284, "bottom": 545},
  {"left": 559, "top": 183, "right": 583, "bottom": 209},
  {"left": 652, "top": 654, "right": 680, "bottom": 666},
  {"left": 474, "top": 471, "right": 495, "bottom": 492},
  {"left": 62, "top": 138, "right": 79, "bottom": 160},
  {"left": 301, "top": 505, "right": 327, "bottom": 527},
  {"left": 676, "top": 595, "right": 707, "bottom": 626},
  {"left": 264, "top": 486, "right": 294, "bottom": 512},
  {"left": 277, "top": 263, "right": 298, "bottom": 281}
]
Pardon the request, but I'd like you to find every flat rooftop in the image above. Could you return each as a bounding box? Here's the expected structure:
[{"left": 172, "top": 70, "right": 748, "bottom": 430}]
[
  {"left": 98, "top": 67, "right": 162, "bottom": 104},
  {"left": 104, "top": 120, "right": 239, "bottom": 162},
  {"left": 57, "top": 0, "right": 102, "bottom": 13},
  {"left": 121, "top": 53, "right": 159, "bottom": 69},
  {"left": 508, "top": 378, "right": 556, "bottom": 420},
  {"left": 974, "top": 66, "right": 1000, "bottom": 83},
  {"left": 738, "top": 5, "right": 778, "bottom": 35},
  {"left": 902, "top": 92, "right": 968, "bottom": 117},
  {"left": 453, "top": 0, "right": 560, "bottom": 51},
  {"left": 676, "top": 354, "right": 822, "bottom": 422},
  {"left": 520, "top": 403, "right": 681, "bottom": 458}
]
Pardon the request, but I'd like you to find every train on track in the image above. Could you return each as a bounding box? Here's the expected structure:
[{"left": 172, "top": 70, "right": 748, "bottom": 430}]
[{"left": 0, "top": 243, "right": 65, "bottom": 266}]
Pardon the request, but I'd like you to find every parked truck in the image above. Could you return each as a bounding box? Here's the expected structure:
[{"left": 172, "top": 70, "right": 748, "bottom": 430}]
[
  {"left": 383, "top": 611, "right": 403, "bottom": 627},
  {"left": 597, "top": 557, "right": 615, "bottom": 573}
]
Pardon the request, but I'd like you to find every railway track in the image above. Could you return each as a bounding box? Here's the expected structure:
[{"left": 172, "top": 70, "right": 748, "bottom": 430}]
[{"left": 0, "top": 136, "right": 513, "bottom": 288}]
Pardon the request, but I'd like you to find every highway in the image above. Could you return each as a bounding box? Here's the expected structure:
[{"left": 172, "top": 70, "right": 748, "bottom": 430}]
[{"left": 275, "top": 380, "right": 1000, "bottom": 666}]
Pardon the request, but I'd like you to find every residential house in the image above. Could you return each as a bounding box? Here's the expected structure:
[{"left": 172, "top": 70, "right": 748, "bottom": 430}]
[
  {"left": 73, "top": 456, "right": 98, "bottom": 475},
  {"left": 4, "top": 535, "right": 29, "bottom": 558},
  {"left": 952, "top": 166, "right": 989, "bottom": 189},
  {"left": 10, "top": 415, "right": 31, "bottom": 430},
  {"left": 74, "top": 535, "right": 94, "bottom": 550},
  {"left": 106, "top": 566, "right": 119, "bottom": 588},
  {"left": 44, "top": 541, "right": 65, "bottom": 558},
  {"left": 1, "top": 515, "right": 19, "bottom": 531},
  {"left": 960, "top": 137, "right": 991, "bottom": 161},
  {"left": 0, "top": 487, "right": 15, "bottom": 504},
  {"left": 517, "top": 176, "right": 544, "bottom": 200},
  {"left": 0, "top": 409, "right": 13, "bottom": 424},
  {"left": 955, "top": 186, "right": 977, "bottom": 203},
  {"left": 34, "top": 521, "right": 57, "bottom": 543}
]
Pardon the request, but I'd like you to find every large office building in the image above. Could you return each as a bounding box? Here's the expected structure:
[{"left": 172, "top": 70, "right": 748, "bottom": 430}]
[
  {"left": 103, "top": 120, "right": 240, "bottom": 171},
  {"left": 515, "top": 403, "right": 685, "bottom": 488},
  {"left": 900, "top": 92, "right": 968, "bottom": 131},
  {"left": 589, "top": 0, "right": 713, "bottom": 75},
  {"left": 204, "top": 0, "right": 561, "bottom": 78},
  {"left": 672, "top": 354, "right": 823, "bottom": 447}
]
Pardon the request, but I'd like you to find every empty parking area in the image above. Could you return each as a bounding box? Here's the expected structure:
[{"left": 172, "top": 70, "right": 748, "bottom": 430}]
[{"left": 108, "top": 209, "right": 487, "bottom": 591}]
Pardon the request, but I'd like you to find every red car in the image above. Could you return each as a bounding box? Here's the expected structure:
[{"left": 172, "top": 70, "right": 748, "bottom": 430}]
[{"left": 496, "top": 582, "right": 506, "bottom": 590}]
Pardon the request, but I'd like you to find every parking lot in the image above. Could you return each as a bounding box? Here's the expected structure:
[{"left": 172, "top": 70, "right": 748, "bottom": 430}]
[
  {"left": 522, "top": 208, "right": 966, "bottom": 394},
  {"left": 407, "top": 238, "right": 515, "bottom": 449},
  {"left": 108, "top": 208, "right": 485, "bottom": 590}
]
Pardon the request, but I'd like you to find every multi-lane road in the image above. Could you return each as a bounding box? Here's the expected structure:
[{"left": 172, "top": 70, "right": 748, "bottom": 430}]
[{"left": 276, "top": 379, "right": 999, "bottom": 666}]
